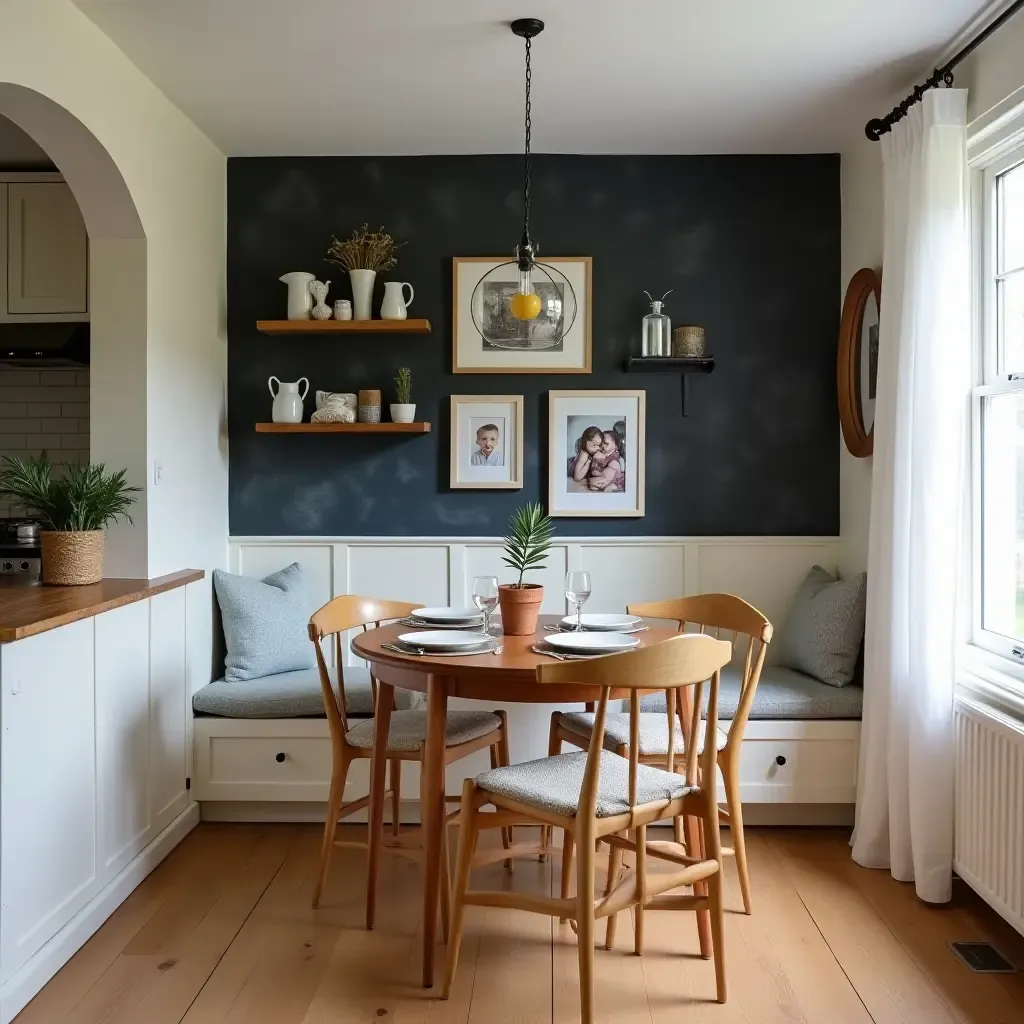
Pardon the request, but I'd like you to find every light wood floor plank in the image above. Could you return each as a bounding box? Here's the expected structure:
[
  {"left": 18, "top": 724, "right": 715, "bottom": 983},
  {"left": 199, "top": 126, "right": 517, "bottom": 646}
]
[
  {"left": 17, "top": 823, "right": 1024, "bottom": 1024},
  {"left": 769, "top": 830, "right": 963, "bottom": 1024}
]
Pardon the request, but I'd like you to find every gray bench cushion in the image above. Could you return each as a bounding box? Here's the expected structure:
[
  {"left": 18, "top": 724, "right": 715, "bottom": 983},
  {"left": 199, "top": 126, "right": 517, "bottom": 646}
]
[
  {"left": 558, "top": 711, "right": 728, "bottom": 754},
  {"left": 346, "top": 710, "right": 501, "bottom": 752},
  {"left": 191, "top": 665, "right": 420, "bottom": 719},
  {"left": 639, "top": 665, "right": 863, "bottom": 720}
]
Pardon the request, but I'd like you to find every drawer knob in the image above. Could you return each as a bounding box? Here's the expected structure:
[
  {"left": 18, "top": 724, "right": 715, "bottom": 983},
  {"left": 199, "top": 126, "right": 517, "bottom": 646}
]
[
  {"left": 775, "top": 755, "right": 787, "bottom": 766},
  {"left": 275, "top": 752, "right": 286, "bottom": 763}
]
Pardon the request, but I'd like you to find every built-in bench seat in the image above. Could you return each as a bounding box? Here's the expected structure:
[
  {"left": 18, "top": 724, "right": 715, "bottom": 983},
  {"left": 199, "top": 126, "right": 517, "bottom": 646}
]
[
  {"left": 639, "top": 665, "right": 863, "bottom": 721},
  {"left": 192, "top": 666, "right": 420, "bottom": 719}
]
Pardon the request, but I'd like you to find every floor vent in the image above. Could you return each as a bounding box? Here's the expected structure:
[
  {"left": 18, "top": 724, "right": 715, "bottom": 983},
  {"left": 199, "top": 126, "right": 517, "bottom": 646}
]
[{"left": 948, "top": 941, "right": 1017, "bottom": 973}]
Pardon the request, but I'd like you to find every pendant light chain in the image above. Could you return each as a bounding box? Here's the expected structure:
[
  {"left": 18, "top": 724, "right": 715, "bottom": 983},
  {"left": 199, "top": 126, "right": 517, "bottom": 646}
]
[{"left": 521, "top": 33, "right": 533, "bottom": 250}]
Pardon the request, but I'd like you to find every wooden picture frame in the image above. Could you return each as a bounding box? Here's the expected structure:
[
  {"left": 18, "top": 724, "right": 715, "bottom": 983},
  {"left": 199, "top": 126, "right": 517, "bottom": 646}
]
[
  {"left": 449, "top": 394, "right": 524, "bottom": 489},
  {"left": 547, "top": 389, "right": 646, "bottom": 517},
  {"left": 838, "top": 267, "right": 881, "bottom": 459},
  {"left": 452, "top": 256, "right": 592, "bottom": 374}
]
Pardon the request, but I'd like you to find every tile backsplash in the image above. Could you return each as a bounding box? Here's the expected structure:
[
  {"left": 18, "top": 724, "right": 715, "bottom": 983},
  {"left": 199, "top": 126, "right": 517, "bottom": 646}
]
[{"left": 0, "top": 368, "right": 90, "bottom": 518}]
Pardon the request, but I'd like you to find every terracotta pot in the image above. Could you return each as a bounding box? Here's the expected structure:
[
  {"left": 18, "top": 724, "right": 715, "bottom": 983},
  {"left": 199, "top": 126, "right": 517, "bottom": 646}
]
[
  {"left": 40, "top": 530, "right": 105, "bottom": 585},
  {"left": 497, "top": 583, "right": 544, "bottom": 636}
]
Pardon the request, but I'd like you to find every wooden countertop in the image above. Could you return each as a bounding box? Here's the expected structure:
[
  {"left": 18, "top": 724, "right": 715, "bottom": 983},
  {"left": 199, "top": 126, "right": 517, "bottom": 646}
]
[{"left": 0, "top": 569, "right": 205, "bottom": 642}]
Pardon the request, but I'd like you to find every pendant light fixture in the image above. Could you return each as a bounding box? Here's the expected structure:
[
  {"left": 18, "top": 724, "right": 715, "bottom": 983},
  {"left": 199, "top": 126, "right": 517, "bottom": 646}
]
[{"left": 470, "top": 18, "right": 578, "bottom": 351}]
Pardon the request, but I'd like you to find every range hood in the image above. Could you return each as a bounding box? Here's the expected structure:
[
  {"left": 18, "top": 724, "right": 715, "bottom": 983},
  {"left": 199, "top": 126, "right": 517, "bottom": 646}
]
[{"left": 0, "top": 323, "right": 89, "bottom": 367}]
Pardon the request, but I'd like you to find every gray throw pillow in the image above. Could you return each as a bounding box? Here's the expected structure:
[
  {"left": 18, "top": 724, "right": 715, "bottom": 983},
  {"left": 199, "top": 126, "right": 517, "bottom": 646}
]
[
  {"left": 778, "top": 566, "right": 867, "bottom": 688},
  {"left": 214, "top": 562, "right": 315, "bottom": 682}
]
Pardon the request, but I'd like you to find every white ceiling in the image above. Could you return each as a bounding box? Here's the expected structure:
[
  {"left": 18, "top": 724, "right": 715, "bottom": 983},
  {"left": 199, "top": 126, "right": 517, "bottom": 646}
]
[{"left": 75, "top": 0, "right": 990, "bottom": 155}]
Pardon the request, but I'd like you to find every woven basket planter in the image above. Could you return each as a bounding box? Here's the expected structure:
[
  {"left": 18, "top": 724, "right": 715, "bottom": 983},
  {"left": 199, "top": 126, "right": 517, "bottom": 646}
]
[{"left": 40, "top": 530, "right": 105, "bottom": 586}]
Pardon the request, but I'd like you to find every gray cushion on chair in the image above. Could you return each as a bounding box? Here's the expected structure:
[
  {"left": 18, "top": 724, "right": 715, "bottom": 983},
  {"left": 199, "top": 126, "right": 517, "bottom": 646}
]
[
  {"left": 476, "top": 750, "right": 697, "bottom": 819},
  {"left": 345, "top": 710, "right": 501, "bottom": 752},
  {"left": 558, "top": 711, "right": 728, "bottom": 754},
  {"left": 638, "top": 665, "right": 863, "bottom": 720},
  {"left": 777, "top": 566, "right": 867, "bottom": 687},
  {"left": 214, "top": 562, "right": 315, "bottom": 681},
  {"left": 191, "top": 665, "right": 419, "bottom": 718}
]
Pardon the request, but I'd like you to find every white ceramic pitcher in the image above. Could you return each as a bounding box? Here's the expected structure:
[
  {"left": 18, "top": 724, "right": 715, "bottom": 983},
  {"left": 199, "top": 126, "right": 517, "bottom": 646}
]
[
  {"left": 381, "top": 281, "right": 414, "bottom": 320},
  {"left": 268, "top": 376, "right": 309, "bottom": 423},
  {"left": 279, "top": 272, "right": 315, "bottom": 320}
]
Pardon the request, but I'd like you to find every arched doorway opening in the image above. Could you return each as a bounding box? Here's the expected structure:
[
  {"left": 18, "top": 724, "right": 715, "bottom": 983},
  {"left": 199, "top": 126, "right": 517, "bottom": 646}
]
[{"left": 0, "top": 84, "right": 148, "bottom": 576}]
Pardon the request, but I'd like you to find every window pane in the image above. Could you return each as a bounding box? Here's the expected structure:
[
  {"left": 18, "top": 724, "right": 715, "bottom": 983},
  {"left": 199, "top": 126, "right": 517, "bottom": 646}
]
[
  {"left": 982, "top": 391, "right": 1024, "bottom": 643},
  {"left": 999, "top": 162, "right": 1024, "bottom": 273},
  {"left": 998, "top": 269, "right": 1024, "bottom": 374}
]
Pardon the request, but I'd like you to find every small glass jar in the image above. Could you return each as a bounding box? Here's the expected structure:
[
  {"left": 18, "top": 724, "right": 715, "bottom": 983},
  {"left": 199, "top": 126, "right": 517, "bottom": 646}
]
[{"left": 642, "top": 291, "right": 673, "bottom": 357}]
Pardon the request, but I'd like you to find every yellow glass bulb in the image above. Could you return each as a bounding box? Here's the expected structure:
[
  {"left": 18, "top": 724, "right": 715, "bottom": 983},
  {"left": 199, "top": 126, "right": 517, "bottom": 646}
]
[{"left": 509, "top": 290, "right": 542, "bottom": 320}]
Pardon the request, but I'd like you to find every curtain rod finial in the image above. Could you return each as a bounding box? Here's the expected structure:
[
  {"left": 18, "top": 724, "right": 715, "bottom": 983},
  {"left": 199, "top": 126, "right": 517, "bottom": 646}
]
[{"left": 865, "top": 118, "right": 886, "bottom": 142}]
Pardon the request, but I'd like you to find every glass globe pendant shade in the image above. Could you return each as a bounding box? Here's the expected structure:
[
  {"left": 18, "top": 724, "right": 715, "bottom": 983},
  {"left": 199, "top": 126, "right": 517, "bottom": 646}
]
[{"left": 470, "top": 258, "right": 578, "bottom": 351}]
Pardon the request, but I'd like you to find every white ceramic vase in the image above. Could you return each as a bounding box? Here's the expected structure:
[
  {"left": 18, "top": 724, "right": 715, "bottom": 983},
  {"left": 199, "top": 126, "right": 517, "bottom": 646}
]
[
  {"left": 390, "top": 403, "right": 416, "bottom": 424},
  {"left": 268, "top": 376, "right": 309, "bottom": 423},
  {"left": 309, "top": 279, "right": 332, "bottom": 320},
  {"left": 279, "top": 272, "right": 315, "bottom": 320},
  {"left": 348, "top": 269, "right": 376, "bottom": 321},
  {"left": 381, "top": 281, "right": 414, "bottom": 320}
]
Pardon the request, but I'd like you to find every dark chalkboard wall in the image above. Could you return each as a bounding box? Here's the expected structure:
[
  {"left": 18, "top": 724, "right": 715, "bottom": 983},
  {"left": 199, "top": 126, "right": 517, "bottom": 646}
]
[{"left": 228, "top": 154, "right": 839, "bottom": 537}]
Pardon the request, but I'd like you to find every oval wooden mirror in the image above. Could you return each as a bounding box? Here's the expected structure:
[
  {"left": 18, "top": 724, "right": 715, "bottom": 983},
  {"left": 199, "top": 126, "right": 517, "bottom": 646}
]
[{"left": 838, "top": 267, "right": 881, "bottom": 458}]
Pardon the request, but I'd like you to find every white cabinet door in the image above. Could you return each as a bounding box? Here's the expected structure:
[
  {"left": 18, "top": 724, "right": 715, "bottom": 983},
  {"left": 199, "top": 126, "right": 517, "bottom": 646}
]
[
  {"left": 0, "top": 620, "right": 96, "bottom": 983},
  {"left": 95, "top": 602, "right": 152, "bottom": 884},
  {"left": 150, "top": 588, "right": 189, "bottom": 834},
  {"left": 7, "top": 182, "right": 87, "bottom": 315}
]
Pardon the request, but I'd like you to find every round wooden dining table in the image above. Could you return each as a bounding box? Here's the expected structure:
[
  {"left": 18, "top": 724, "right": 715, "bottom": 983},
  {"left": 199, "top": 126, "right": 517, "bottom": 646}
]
[{"left": 351, "top": 614, "right": 682, "bottom": 988}]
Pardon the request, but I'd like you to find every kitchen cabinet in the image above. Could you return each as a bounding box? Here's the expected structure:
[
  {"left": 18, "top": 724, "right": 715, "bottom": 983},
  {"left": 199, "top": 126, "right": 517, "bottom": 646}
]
[{"left": 0, "top": 174, "right": 89, "bottom": 322}]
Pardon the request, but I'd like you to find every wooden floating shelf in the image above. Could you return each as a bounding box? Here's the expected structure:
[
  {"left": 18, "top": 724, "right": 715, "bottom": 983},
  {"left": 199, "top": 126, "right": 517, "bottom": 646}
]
[
  {"left": 255, "top": 422, "right": 432, "bottom": 434},
  {"left": 624, "top": 355, "right": 716, "bottom": 416},
  {"left": 256, "top": 319, "right": 432, "bottom": 335}
]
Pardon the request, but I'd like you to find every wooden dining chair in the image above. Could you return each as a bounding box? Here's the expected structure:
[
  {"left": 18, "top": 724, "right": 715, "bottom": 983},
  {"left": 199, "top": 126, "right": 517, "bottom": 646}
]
[
  {"left": 443, "top": 632, "right": 733, "bottom": 1021},
  {"left": 308, "top": 595, "right": 511, "bottom": 929},
  {"left": 547, "top": 594, "right": 772, "bottom": 915}
]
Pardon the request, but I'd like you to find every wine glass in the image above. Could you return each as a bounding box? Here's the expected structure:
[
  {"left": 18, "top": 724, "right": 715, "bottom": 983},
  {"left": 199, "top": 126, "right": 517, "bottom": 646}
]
[
  {"left": 564, "top": 571, "right": 592, "bottom": 631},
  {"left": 472, "top": 575, "right": 499, "bottom": 636}
]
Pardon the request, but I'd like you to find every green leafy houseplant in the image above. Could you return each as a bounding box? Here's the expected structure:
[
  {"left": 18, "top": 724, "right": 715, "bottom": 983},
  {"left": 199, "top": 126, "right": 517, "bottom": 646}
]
[
  {"left": 498, "top": 502, "right": 554, "bottom": 635},
  {"left": 0, "top": 454, "right": 141, "bottom": 585},
  {"left": 394, "top": 367, "right": 412, "bottom": 405}
]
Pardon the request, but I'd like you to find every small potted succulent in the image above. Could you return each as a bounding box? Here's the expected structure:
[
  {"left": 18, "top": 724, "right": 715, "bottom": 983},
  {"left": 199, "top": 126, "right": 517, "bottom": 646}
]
[
  {"left": 391, "top": 367, "right": 415, "bottom": 423},
  {"left": 498, "top": 502, "right": 554, "bottom": 635},
  {"left": 0, "top": 454, "right": 140, "bottom": 585}
]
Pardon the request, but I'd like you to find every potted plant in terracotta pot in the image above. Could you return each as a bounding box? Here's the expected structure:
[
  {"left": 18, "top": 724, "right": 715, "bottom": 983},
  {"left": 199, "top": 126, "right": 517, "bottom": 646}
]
[
  {"left": 0, "top": 454, "right": 140, "bottom": 585},
  {"left": 498, "top": 501, "right": 554, "bottom": 636}
]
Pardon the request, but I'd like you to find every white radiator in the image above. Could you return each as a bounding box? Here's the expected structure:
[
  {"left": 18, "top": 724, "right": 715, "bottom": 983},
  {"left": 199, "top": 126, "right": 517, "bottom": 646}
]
[{"left": 954, "top": 696, "right": 1024, "bottom": 936}]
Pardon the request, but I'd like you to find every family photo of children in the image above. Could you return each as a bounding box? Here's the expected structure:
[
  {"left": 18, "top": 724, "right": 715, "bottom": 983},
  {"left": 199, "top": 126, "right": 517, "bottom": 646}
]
[{"left": 566, "top": 416, "right": 627, "bottom": 493}]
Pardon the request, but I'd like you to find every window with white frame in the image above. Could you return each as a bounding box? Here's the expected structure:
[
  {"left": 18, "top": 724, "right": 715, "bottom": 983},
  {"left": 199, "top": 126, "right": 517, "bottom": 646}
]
[{"left": 975, "top": 145, "right": 1024, "bottom": 672}]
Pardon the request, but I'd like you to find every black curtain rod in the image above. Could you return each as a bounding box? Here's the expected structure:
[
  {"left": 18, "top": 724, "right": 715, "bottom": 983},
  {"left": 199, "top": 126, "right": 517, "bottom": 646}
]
[{"left": 865, "top": 0, "right": 1024, "bottom": 140}]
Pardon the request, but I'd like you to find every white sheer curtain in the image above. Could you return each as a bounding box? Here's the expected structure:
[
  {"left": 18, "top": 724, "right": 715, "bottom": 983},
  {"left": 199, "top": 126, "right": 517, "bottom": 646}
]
[{"left": 851, "top": 89, "right": 970, "bottom": 903}]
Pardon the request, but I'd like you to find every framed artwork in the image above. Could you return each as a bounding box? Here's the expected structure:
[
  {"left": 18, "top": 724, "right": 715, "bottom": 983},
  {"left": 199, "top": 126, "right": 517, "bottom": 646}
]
[
  {"left": 452, "top": 256, "right": 592, "bottom": 373},
  {"left": 547, "top": 390, "right": 646, "bottom": 517},
  {"left": 450, "top": 394, "right": 524, "bottom": 489},
  {"left": 837, "top": 267, "right": 880, "bottom": 458}
]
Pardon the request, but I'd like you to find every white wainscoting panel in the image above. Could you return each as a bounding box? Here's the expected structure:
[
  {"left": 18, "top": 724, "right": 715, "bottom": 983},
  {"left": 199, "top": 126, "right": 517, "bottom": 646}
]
[
  {"left": 577, "top": 543, "right": 686, "bottom": 612},
  {"left": 233, "top": 543, "right": 334, "bottom": 620},
  {"left": 462, "top": 543, "right": 568, "bottom": 612},
  {"left": 346, "top": 544, "right": 450, "bottom": 607}
]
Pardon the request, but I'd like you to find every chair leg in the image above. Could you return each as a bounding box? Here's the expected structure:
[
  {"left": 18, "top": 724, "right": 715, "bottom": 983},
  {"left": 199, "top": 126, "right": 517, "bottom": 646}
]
[
  {"left": 683, "top": 811, "right": 712, "bottom": 958},
  {"left": 575, "top": 828, "right": 597, "bottom": 1024},
  {"left": 389, "top": 757, "right": 401, "bottom": 835},
  {"left": 442, "top": 781, "right": 478, "bottom": 1000},
  {"left": 440, "top": 812, "right": 452, "bottom": 944},
  {"left": 541, "top": 713, "right": 561, "bottom": 861},
  {"left": 603, "top": 834, "right": 624, "bottom": 950},
  {"left": 708, "top": 868, "right": 727, "bottom": 1003},
  {"left": 366, "top": 691, "right": 394, "bottom": 932},
  {"left": 559, "top": 830, "right": 575, "bottom": 922},
  {"left": 312, "top": 754, "right": 348, "bottom": 908},
  {"left": 634, "top": 824, "right": 647, "bottom": 957},
  {"left": 721, "top": 759, "right": 751, "bottom": 914},
  {"left": 489, "top": 738, "right": 513, "bottom": 872}
]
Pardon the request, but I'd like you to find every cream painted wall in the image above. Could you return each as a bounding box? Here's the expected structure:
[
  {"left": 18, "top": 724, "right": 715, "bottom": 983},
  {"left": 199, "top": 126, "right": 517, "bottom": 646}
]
[
  {"left": 0, "top": 0, "right": 227, "bottom": 691},
  {"left": 958, "top": 8, "right": 1024, "bottom": 123}
]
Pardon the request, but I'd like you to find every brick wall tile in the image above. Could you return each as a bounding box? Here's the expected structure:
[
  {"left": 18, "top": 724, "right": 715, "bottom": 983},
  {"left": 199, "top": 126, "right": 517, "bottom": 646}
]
[
  {"left": 0, "top": 371, "right": 39, "bottom": 387},
  {"left": 0, "top": 419, "right": 40, "bottom": 433},
  {"left": 0, "top": 404, "right": 28, "bottom": 418},
  {"left": 25, "top": 434, "right": 63, "bottom": 451},
  {"left": 60, "top": 403, "right": 90, "bottom": 419},
  {"left": 39, "top": 370, "right": 79, "bottom": 386},
  {"left": 41, "top": 418, "right": 81, "bottom": 434},
  {"left": 27, "top": 403, "right": 61, "bottom": 417},
  {"left": 75, "top": 371, "right": 89, "bottom": 386}
]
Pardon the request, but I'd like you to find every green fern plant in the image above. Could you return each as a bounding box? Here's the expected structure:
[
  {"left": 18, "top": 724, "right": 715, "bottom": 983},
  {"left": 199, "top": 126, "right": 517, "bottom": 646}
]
[
  {"left": 502, "top": 502, "right": 554, "bottom": 588},
  {"left": 0, "top": 454, "right": 140, "bottom": 532},
  {"left": 394, "top": 367, "right": 412, "bottom": 405}
]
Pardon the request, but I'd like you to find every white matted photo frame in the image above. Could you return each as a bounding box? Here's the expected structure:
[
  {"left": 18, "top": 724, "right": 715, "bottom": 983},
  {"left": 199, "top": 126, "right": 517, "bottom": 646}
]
[
  {"left": 450, "top": 394, "right": 524, "bottom": 489},
  {"left": 452, "top": 256, "right": 592, "bottom": 373},
  {"left": 548, "top": 389, "right": 646, "bottom": 517}
]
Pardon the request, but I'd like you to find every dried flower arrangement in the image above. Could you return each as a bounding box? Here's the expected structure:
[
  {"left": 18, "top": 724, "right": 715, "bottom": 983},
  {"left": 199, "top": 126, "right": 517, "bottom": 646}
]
[{"left": 326, "top": 224, "right": 405, "bottom": 273}]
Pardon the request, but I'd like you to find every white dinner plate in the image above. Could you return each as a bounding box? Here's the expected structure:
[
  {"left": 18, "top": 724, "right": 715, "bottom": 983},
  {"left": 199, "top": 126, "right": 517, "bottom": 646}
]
[
  {"left": 559, "top": 613, "right": 643, "bottom": 632},
  {"left": 543, "top": 631, "right": 641, "bottom": 654},
  {"left": 398, "top": 630, "right": 493, "bottom": 650},
  {"left": 411, "top": 607, "right": 484, "bottom": 624}
]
